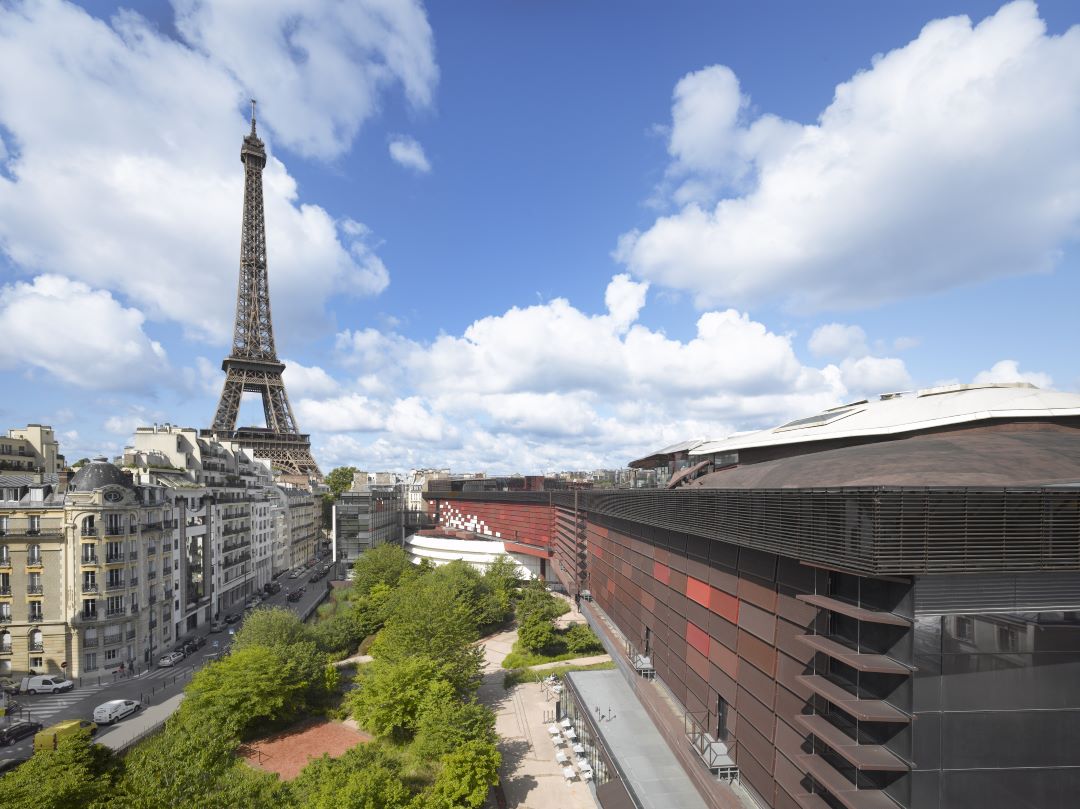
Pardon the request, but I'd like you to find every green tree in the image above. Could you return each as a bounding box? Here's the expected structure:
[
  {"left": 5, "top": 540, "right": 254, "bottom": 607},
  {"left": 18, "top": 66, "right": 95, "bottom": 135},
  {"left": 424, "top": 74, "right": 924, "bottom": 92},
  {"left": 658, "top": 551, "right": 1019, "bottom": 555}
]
[
  {"left": 517, "top": 613, "right": 557, "bottom": 653},
  {"left": 0, "top": 730, "right": 115, "bottom": 809},
  {"left": 325, "top": 466, "right": 359, "bottom": 497},
  {"left": 347, "top": 656, "right": 449, "bottom": 740},
  {"left": 516, "top": 581, "right": 566, "bottom": 624},
  {"left": 371, "top": 573, "right": 484, "bottom": 693},
  {"left": 482, "top": 555, "right": 519, "bottom": 623},
  {"left": 412, "top": 681, "right": 497, "bottom": 761},
  {"left": 563, "top": 622, "right": 603, "bottom": 655},
  {"left": 423, "top": 739, "right": 501, "bottom": 809},
  {"left": 351, "top": 544, "right": 416, "bottom": 596},
  {"left": 232, "top": 606, "right": 311, "bottom": 650},
  {"left": 290, "top": 745, "right": 411, "bottom": 809},
  {"left": 185, "top": 645, "right": 318, "bottom": 737}
]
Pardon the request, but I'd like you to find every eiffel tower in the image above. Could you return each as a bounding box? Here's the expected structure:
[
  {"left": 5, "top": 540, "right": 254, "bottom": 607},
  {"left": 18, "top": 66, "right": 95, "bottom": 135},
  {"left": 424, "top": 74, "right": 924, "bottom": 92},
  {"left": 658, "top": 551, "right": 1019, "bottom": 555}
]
[{"left": 204, "top": 101, "right": 322, "bottom": 481}]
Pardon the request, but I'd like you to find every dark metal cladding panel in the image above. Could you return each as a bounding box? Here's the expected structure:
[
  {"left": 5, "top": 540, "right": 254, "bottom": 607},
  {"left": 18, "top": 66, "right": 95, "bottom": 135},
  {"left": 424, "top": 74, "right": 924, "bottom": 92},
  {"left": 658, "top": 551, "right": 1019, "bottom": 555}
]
[
  {"left": 915, "top": 572, "right": 1080, "bottom": 613},
  {"left": 737, "top": 685, "right": 777, "bottom": 742},
  {"left": 737, "top": 710, "right": 776, "bottom": 775},
  {"left": 434, "top": 486, "right": 1080, "bottom": 576},
  {"left": 738, "top": 651, "right": 778, "bottom": 710}
]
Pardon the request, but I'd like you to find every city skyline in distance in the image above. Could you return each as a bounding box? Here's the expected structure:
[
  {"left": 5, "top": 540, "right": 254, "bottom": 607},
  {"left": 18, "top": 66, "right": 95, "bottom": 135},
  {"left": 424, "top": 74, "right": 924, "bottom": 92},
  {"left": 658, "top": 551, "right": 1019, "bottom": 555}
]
[{"left": 0, "top": 1, "right": 1078, "bottom": 474}]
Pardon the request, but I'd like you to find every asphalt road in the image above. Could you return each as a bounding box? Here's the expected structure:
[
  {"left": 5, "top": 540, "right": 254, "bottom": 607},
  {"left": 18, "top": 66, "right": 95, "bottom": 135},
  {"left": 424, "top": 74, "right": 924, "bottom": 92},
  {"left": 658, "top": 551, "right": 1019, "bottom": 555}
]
[{"left": 0, "top": 562, "right": 333, "bottom": 763}]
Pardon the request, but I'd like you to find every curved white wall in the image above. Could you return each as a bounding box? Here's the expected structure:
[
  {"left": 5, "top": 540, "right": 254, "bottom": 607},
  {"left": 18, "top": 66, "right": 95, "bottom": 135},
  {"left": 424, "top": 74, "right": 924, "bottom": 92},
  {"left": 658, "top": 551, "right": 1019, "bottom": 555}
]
[{"left": 405, "top": 534, "right": 542, "bottom": 580}]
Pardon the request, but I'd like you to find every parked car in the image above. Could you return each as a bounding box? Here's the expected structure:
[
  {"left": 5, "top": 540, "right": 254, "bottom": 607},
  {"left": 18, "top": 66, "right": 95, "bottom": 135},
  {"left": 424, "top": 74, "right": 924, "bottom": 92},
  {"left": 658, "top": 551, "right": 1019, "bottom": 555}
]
[
  {"left": 308, "top": 571, "right": 322, "bottom": 583},
  {"left": 263, "top": 581, "right": 281, "bottom": 595},
  {"left": 93, "top": 699, "right": 141, "bottom": 725},
  {"left": 209, "top": 621, "right": 225, "bottom": 633},
  {"left": 193, "top": 635, "right": 207, "bottom": 648},
  {"left": 224, "top": 613, "right": 241, "bottom": 624},
  {"left": 0, "top": 721, "right": 42, "bottom": 746},
  {"left": 20, "top": 675, "right": 74, "bottom": 695},
  {"left": 34, "top": 720, "right": 96, "bottom": 752},
  {"left": 286, "top": 588, "right": 303, "bottom": 603},
  {"left": 0, "top": 677, "right": 18, "bottom": 695},
  {"left": 244, "top": 596, "right": 262, "bottom": 610},
  {"left": 287, "top": 569, "right": 301, "bottom": 579},
  {"left": 180, "top": 641, "right": 197, "bottom": 656},
  {"left": 1, "top": 700, "right": 22, "bottom": 717},
  {"left": 158, "top": 651, "right": 184, "bottom": 667},
  {"left": 0, "top": 756, "right": 28, "bottom": 773}
]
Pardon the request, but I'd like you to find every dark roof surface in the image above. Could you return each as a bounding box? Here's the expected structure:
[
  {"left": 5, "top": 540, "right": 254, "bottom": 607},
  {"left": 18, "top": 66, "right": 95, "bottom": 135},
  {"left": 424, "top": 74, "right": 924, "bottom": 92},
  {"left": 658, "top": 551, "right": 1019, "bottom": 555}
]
[
  {"left": 688, "top": 422, "right": 1080, "bottom": 489},
  {"left": 69, "top": 458, "right": 134, "bottom": 491}
]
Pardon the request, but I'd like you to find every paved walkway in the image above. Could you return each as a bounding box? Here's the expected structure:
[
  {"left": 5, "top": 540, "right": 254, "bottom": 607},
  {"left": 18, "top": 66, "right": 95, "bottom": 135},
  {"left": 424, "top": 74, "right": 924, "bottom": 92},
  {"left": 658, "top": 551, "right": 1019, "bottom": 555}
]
[
  {"left": 478, "top": 626, "right": 596, "bottom": 809},
  {"left": 95, "top": 693, "right": 185, "bottom": 752},
  {"left": 525, "top": 654, "right": 610, "bottom": 672}
]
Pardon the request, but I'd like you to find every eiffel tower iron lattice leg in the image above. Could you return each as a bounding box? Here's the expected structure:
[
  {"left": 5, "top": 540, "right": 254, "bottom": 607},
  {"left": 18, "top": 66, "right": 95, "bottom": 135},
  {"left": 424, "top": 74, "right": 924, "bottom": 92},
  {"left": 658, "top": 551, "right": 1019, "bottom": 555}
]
[{"left": 203, "top": 101, "right": 322, "bottom": 481}]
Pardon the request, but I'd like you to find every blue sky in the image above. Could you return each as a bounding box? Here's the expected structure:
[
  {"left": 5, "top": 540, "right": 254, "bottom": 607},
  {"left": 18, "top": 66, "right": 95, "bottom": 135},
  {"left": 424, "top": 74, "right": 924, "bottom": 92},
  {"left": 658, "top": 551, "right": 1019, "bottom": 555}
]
[{"left": 0, "top": 1, "right": 1078, "bottom": 473}]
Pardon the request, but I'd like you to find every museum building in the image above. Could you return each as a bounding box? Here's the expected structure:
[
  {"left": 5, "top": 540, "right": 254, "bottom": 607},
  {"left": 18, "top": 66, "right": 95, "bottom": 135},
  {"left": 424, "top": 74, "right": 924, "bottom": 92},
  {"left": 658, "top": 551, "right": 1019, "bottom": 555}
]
[{"left": 426, "top": 383, "right": 1080, "bottom": 809}]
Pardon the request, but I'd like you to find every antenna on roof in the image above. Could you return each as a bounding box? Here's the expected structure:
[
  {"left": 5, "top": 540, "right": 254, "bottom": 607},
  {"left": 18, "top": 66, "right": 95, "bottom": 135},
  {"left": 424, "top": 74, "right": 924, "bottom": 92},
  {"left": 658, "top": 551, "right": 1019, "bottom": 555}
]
[{"left": 250, "top": 99, "right": 257, "bottom": 135}]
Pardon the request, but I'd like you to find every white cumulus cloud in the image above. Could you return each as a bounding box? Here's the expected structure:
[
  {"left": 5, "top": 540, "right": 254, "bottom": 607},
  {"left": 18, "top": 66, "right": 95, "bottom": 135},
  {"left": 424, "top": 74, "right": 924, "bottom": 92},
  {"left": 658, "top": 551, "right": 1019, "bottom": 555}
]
[
  {"left": 173, "top": 0, "right": 437, "bottom": 160},
  {"left": 0, "top": 1, "right": 402, "bottom": 348},
  {"left": 388, "top": 135, "right": 431, "bottom": 173},
  {"left": 0, "top": 275, "right": 168, "bottom": 391},
  {"left": 973, "top": 359, "right": 1052, "bottom": 389},
  {"left": 618, "top": 1, "right": 1080, "bottom": 311}
]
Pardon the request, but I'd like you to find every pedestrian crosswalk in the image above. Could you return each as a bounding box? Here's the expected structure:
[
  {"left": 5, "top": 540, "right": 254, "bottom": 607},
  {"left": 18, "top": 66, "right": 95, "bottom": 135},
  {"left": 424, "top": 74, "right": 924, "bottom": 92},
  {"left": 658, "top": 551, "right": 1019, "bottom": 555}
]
[{"left": 19, "top": 685, "right": 100, "bottom": 725}]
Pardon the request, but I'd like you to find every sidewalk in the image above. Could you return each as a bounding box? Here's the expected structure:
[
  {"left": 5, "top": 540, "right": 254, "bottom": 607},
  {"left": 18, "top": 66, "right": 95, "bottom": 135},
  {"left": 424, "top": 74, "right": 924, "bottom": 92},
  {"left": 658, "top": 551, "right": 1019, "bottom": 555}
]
[
  {"left": 96, "top": 693, "right": 184, "bottom": 753},
  {"left": 477, "top": 627, "right": 595, "bottom": 809}
]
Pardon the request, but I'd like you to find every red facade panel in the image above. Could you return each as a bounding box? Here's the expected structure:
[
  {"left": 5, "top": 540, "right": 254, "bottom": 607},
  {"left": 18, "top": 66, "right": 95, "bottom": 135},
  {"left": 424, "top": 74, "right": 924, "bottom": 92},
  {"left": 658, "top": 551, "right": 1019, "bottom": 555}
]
[
  {"left": 686, "top": 575, "right": 710, "bottom": 607},
  {"left": 686, "top": 620, "right": 710, "bottom": 657},
  {"left": 709, "top": 586, "right": 740, "bottom": 623},
  {"left": 653, "top": 560, "right": 671, "bottom": 585}
]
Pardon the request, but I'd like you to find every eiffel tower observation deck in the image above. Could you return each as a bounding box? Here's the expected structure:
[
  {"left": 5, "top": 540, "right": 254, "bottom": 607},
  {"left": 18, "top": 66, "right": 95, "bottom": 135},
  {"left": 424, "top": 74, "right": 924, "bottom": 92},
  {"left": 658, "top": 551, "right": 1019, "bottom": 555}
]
[{"left": 203, "top": 102, "right": 322, "bottom": 482}]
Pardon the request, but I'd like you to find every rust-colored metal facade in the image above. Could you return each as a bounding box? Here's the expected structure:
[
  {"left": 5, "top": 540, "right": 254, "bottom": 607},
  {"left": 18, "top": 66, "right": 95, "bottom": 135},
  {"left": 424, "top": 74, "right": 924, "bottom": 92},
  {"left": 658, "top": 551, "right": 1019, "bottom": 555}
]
[{"left": 428, "top": 485, "right": 1080, "bottom": 809}]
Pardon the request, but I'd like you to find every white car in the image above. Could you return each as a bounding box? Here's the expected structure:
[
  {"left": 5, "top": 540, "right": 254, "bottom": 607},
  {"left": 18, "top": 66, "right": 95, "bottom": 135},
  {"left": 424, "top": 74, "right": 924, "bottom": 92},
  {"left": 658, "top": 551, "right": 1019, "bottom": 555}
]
[
  {"left": 20, "top": 675, "right": 74, "bottom": 695},
  {"left": 158, "top": 652, "right": 184, "bottom": 668},
  {"left": 93, "top": 699, "right": 141, "bottom": 725}
]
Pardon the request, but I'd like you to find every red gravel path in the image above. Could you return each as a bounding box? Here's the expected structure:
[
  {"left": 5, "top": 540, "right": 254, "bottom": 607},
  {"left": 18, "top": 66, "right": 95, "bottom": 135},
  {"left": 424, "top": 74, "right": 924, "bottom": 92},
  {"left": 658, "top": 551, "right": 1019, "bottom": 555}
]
[{"left": 241, "top": 718, "right": 372, "bottom": 781}]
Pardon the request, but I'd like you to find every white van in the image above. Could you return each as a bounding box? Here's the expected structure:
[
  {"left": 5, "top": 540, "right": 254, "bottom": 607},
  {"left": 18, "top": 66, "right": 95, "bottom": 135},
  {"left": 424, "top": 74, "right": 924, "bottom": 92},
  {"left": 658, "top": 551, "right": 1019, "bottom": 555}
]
[
  {"left": 93, "top": 699, "right": 140, "bottom": 725},
  {"left": 20, "top": 675, "right": 74, "bottom": 695}
]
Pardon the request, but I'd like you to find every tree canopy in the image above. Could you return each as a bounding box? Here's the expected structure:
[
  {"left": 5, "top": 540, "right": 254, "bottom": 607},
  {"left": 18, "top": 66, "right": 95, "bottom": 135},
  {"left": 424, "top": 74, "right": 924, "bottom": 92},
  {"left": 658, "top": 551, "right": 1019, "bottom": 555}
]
[{"left": 325, "top": 466, "right": 359, "bottom": 498}]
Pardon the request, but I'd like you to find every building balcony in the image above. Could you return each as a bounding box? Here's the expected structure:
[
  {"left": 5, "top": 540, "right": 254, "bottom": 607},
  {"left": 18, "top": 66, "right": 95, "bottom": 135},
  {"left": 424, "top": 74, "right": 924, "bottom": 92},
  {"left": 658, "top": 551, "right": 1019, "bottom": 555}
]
[
  {"left": 27, "top": 611, "right": 43, "bottom": 622},
  {"left": 126, "top": 629, "right": 136, "bottom": 640},
  {"left": 148, "top": 594, "right": 157, "bottom": 605},
  {"left": 27, "top": 584, "right": 43, "bottom": 595},
  {"left": 26, "top": 557, "right": 42, "bottom": 567},
  {"left": 81, "top": 527, "right": 98, "bottom": 538},
  {"left": 143, "top": 521, "right": 163, "bottom": 532},
  {"left": 0, "top": 586, "right": 9, "bottom": 597},
  {"left": 82, "top": 582, "right": 99, "bottom": 593},
  {"left": 83, "top": 637, "right": 99, "bottom": 648},
  {"left": 0, "top": 645, "right": 10, "bottom": 655},
  {"left": 106, "top": 608, "right": 125, "bottom": 618},
  {"left": 103, "top": 634, "right": 122, "bottom": 647},
  {"left": 129, "top": 577, "right": 139, "bottom": 587},
  {"left": 79, "top": 611, "right": 99, "bottom": 623},
  {"left": 129, "top": 550, "right": 138, "bottom": 560},
  {"left": 223, "top": 552, "right": 251, "bottom": 569},
  {"left": 147, "top": 545, "right": 158, "bottom": 555},
  {"left": 105, "top": 553, "right": 125, "bottom": 564},
  {"left": 81, "top": 555, "right": 99, "bottom": 566},
  {"left": 28, "top": 641, "right": 43, "bottom": 652},
  {"left": 149, "top": 619, "right": 158, "bottom": 629},
  {"left": 105, "top": 526, "right": 126, "bottom": 536},
  {"left": 148, "top": 571, "right": 157, "bottom": 580},
  {"left": 106, "top": 580, "right": 126, "bottom": 592},
  {"left": 0, "top": 558, "right": 9, "bottom": 568}
]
